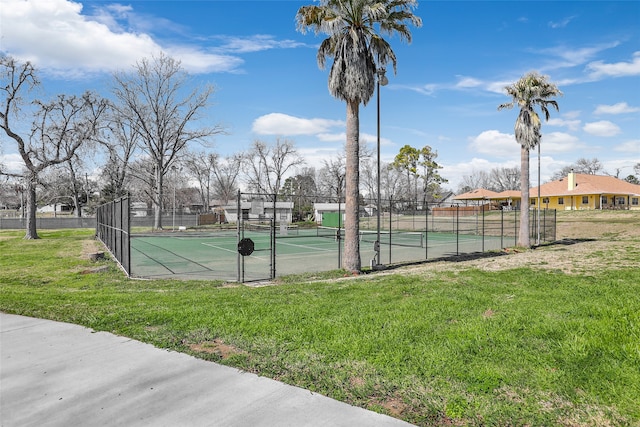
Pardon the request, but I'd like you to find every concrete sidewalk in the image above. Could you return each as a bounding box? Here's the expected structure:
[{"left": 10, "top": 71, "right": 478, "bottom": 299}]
[{"left": 0, "top": 313, "right": 413, "bottom": 427}]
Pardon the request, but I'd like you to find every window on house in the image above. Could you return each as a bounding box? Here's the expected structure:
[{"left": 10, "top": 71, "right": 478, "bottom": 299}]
[
  {"left": 531, "top": 199, "right": 536, "bottom": 205},
  {"left": 558, "top": 197, "right": 564, "bottom": 205},
  {"left": 632, "top": 198, "right": 639, "bottom": 206},
  {"left": 543, "top": 197, "right": 549, "bottom": 204},
  {"left": 616, "top": 197, "right": 625, "bottom": 205},
  {"left": 582, "top": 196, "right": 589, "bottom": 204},
  {"left": 601, "top": 196, "right": 608, "bottom": 204}
]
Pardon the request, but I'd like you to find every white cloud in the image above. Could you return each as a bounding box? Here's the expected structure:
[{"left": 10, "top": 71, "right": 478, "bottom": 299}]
[
  {"left": 587, "top": 51, "right": 640, "bottom": 78},
  {"left": 401, "top": 84, "right": 438, "bottom": 96},
  {"left": 548, "top": 16, "right": 575, "bottom": 29},
  {"left": 252, "top": 113, "right": 344, "bottom": 136},
  {"left": 0, "top": 0, "right": 244, "bottom": 75},
  {"left": 594, "top": 102, "right": 640, "bottom": 115},
  {"left": 535, "top": 41, "right": 620, "bottom": 70},
  {"left": 547, "top": 118, "right": 581, "bottom": 131},
  {"left": 455, "top": 76, "right": 483, "bottom": 89},
  {"left": 468, "top": 130, "right": 517, "bottom": 157},
  {"left": 614, "top": 140, "right": 640, "bottom": 153},
  {"left": 562, "top": 110, "right": 581, "bottom": 120},
  {"left": 0, "top": 153, "right": 25, "bottom": 174},
  {"left": 317, "top": 133, "right": 346, "bottom": 142},
  {"left": 297, "top": 147, "right": 342, "bottom": 169},
  {"left": 485, "top": 80, "right": 513, "bottom": 94},
  {"left": 541, "top": 132, "right": 583, "bottom": 153},
  {"left": 466, "top": 129, "right": 582, "bottom": 161},
  {"left": 215, "top": 35, "right": 305, "bottom": 54},
  {"left": 583, "top": 120, "right": 622, "bottom": 137}
]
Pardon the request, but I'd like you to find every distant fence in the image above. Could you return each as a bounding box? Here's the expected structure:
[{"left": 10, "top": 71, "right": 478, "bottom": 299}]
[
  {"left": 0, "top": 217, "right": 96, "bottom": 229},
  {"left": 96, "top": 197, "right": 130, "bottom": 276}
]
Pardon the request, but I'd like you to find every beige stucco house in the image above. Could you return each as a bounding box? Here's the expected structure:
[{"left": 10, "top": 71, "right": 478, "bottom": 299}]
[{"left": 455, "top": 172, "right": 640, "bottom": 210}]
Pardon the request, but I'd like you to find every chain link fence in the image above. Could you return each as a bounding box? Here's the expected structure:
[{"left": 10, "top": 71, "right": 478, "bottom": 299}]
[{"left": 96, "top": 196, "right": 130, "bottom": 276}]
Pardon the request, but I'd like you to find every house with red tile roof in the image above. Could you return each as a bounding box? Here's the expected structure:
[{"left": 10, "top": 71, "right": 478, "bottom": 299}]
[{"left": 455, "top": 172, "right": 640, "bottom": 210}]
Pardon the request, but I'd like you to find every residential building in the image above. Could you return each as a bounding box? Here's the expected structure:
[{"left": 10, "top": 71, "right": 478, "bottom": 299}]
[{"left": 454, "top": 172, "right": 640, "bottom": 210}]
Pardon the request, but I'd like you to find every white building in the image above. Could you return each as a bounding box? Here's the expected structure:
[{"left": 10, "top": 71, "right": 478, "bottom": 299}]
[{"left": 223, "top": 200, "right": 294, "bottom": 223}]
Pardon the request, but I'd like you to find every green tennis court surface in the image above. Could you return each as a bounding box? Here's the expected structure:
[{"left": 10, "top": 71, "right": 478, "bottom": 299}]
[{"left": 131, "top": 228, "right": 506, "bottom": 281}]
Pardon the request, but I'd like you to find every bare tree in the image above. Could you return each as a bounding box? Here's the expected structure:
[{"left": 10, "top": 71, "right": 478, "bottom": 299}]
[
  {"left": 1, "top": 57, "right": 107, "bottom": 238},
  {"left": 360, "top": 157, "right": 377, "bottom": 200},
  {"left": 317, "top": 155, "right": 345, "bottom": 201},
  {"left": 489, "top": 166, "right": 520, "bottom": 192},
  {"left": 211, "top": 153, "right": 243, "bottom": 205},
  {"left": 111, "top": 53, "right": 223, "bottom": 229},
  {"left": 242, "top": 138, "right": 305, "bottom": 198},
  {"left": 458, "top": 169, "right": 491, "bottom": 194},
  {"left": 98, "top": 104, "right": 140, "bottom": 201},
  {"left": 575, "top": 157, "right": 603, "bottom": 175},
  {"left": 459, "top": 167, "right": 520, "bottom": 193},
  {"left": 550, "top": 158, "right": 603, "bottom": 181},
  {"left": 127, "top": 157, "right": 156, "bottom": 210},
  {"left": 382, "top": 163, "right": 404, "bottom": 201},
  {"left": 183, "top": 151, "right": 214, "bottom": 211}
]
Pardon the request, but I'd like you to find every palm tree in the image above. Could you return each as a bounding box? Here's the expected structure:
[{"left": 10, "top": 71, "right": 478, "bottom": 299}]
[
  {"left": 296, "top": 0, "right": 421, "bottom": 272},
  {"left": 498, "top": 71, "right": 561, "bottom": 247}
]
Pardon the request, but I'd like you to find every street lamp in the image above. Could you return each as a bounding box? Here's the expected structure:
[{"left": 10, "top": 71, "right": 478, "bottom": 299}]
[
  {"left": 536, "top": 141, "right": 541, "bottom": 246},
  {"left": 172, "top": 165, "right": 178, "bottom": 232},
  {"left": 374, "top": 66, "right": 388, "bottom": 269}
]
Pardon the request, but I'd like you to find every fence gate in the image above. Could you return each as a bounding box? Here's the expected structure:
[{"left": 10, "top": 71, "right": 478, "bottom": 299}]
[{"left": 237, "top": 191, "right": 276, "bottom": 283}]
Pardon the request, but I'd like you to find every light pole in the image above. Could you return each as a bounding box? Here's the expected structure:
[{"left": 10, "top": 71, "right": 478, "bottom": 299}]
[
  {"left": 536, "top": 141, "right": 541, "bottom": 245},
  {"left": 172, "top": 165, "right": 177, "bottom": 232},
  {"left": 375, "top": 66, "right": 388, "bottom": 269}
]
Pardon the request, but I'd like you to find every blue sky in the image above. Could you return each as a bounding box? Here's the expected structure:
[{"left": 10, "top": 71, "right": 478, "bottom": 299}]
[{"left": 1, "top": 0, "right": 639, "bottom": 190}]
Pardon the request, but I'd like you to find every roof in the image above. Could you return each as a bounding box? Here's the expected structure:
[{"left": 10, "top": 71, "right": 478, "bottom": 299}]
[
  {"left": 455, "top": 173, "right": 640, "bottom": 201},
  {"left": 453, "top": 188, "right": 500, "bottom": 200},
  {"left": 532, "top": 173, "right": 640, "bottom": 197},
  {"left": 493, "top": 190, "right": 520, "bottom": 199}
]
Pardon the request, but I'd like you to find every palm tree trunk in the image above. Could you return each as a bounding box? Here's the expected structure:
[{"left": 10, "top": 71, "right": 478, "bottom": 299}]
[
  {"left": 344, "top": 100, "right": 361, "bottom": 272},
  {"left": 518, "top": 145, "right": 530, "bottom": 247}
]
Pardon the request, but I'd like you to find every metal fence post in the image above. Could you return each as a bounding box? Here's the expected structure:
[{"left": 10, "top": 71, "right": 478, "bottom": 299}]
[
  {"left": 237, "top": 190, "right": 241, "bottom": 283},
  {"left": 456, "top": 205, "right": 459, "bottom": 255}
]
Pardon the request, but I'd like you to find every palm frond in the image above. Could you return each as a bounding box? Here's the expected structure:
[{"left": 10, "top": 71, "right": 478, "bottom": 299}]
[{"left": 297, "top": 0, "right": 421, "bottom": 106}]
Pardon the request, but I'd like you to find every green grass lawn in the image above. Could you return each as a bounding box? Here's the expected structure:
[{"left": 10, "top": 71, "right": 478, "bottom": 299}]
[{"left": 1, "top": 229, "right": 638, "bottom": 426}]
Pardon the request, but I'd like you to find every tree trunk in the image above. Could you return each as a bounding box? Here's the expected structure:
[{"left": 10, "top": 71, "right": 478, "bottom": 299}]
[
  {"left": 24, "top": 180, "right": 39, "bottom": 240},
  {"left": 154, "top": 163, "right": 163, "bottom": 230},
  {"left": 344, "top": 101, "right": 361, "bottom": 273},
  {"left": 68, "top": 163, "right": 82, "bottom": 218},
  {"left": 518, "top": 145, "right": 530, "bottom": 247}
]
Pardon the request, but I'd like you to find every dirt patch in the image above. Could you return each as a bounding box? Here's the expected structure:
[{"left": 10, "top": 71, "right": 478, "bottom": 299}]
[
  {"left": 483, "top": 308, "right": 495, "bottom": 318},
  {"left": 81, "top": 238, "right": 102, "bottom": 260},
  {"left": 396, "top": 211, "right": 640, "bottom": 276},
  {"left": 377, "top": 396, "right": 408, "bottom": 417},
  {"left": 188, "top": 339, "right": 245, "bottom": 360}
]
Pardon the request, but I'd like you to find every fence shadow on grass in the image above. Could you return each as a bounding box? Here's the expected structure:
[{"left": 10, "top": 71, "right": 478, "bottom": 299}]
[{"left": 369, "top": 237, "right": 597, "bottom": 274}]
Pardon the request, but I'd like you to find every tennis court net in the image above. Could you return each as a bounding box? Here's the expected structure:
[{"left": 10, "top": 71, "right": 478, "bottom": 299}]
[
  {"left": 317, "top": 226, "right": 424, "bottom": 248},
  {"left": 244, "top": 222, "right": 299, "bottom": 236}
]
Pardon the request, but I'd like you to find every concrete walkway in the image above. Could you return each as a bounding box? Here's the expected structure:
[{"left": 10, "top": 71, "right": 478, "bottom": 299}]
[{"left": 0, "top": 313, "right": 413, "bottom": 427}]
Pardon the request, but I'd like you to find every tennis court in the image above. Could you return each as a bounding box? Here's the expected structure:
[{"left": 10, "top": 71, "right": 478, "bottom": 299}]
[
  {"left": 130, "top": 226, "right": 505, "bottom": 282},
  {"left": 97, "top": 196, "right": 556, "bottom": 282}
]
